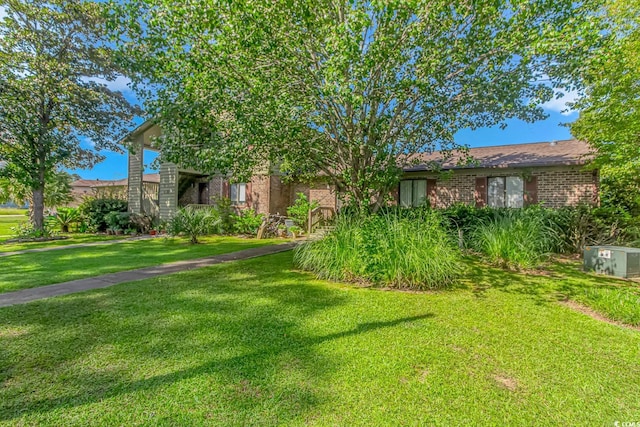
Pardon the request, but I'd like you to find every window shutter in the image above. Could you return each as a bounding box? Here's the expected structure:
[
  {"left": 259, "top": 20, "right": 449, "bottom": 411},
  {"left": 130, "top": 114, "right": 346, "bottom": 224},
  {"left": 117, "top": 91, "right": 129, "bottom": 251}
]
[
  {"left": 427, "top": 179, "right": 437, "bottom": 207},
  {"left": 222, "top": 180, "right": 230, "bottom": 199},
  {"left": 474, "top": 177, "right": 487, "bottom": 207},
  {"left": 524, "top": 176, "right": 538, "bottom": 206},
  {"left": 246, "top": 182, "right": 253, "bottom": 206}
]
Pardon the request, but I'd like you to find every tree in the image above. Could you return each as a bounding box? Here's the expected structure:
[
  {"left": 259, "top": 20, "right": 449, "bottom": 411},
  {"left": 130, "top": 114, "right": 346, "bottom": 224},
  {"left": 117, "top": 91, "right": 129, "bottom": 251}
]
[
  {"left": 0, "top": 168, "right": 74, "bottom": 212},
  {"left": 0, "top": 0, "right": 138, "bottom": 231},
  {"left": 118, "top": 0, "right": 604, "bottom": 209},
  {"left": 570, "top": 0, "right": 640, "bottom": 192}
]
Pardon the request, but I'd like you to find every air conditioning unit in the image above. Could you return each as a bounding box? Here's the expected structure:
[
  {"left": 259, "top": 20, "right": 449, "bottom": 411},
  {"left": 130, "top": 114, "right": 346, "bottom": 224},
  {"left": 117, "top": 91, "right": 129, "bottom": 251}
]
[{"left": 583, "top": 246, "right": 640, "bottom": 279}]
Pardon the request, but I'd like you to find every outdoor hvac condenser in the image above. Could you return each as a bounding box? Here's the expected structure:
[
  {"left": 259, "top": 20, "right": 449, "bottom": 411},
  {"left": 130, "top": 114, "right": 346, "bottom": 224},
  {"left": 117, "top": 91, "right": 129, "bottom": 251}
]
[{"left": 583, "top": 246, "right": 640, "bottom": 279}]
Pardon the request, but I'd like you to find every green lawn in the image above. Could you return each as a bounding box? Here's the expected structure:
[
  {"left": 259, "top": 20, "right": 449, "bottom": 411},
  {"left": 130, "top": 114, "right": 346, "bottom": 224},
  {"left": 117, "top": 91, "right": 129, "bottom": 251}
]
[
  {"left": 0, "top": 216, "right": 27, "bottom": 238},
  {"left": 0, "top": 236, "right": 280, "bottom": 293},
  {"left": 0, "top": 252, "right": 638, "bottom": 425},
  {"left": 0, "top": 208, "right": 28, "bottom": 216},
  {"left": 0, "top": 233, "right": 127, "bottom": 253}
]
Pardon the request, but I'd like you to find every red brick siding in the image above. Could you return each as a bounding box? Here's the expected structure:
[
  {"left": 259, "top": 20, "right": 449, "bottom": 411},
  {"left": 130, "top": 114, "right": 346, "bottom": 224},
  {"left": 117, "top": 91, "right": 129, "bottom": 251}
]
[{"left": 403, "top": 165, "right": 598, "bottom": 208}]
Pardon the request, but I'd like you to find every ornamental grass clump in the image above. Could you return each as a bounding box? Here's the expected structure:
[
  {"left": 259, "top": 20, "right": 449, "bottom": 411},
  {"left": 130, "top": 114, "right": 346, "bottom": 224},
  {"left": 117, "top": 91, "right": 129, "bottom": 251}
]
[
  {"left": 294, "top": 210, "right": 462, "bottom": 290},
  {"left": 167, "top": 207, "right": 221, "bottom": 244},
  {"left": 469, "top": 210, "right": 558, "bottom": 270}
]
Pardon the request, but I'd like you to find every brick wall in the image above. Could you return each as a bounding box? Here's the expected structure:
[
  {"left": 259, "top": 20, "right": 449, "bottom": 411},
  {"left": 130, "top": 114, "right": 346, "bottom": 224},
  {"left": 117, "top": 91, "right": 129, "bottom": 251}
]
[
  {"left": 403, "top": 165, "right": 598, "bottom": 208},
  {"left": 249, "top": 175, "right": 270, "bottom": 215},
  {"left": 269, "top": 175, "right": 292, "bottom": 215},
  {"left": 292, "top": 180, "right": 337, "bottom": 210}
]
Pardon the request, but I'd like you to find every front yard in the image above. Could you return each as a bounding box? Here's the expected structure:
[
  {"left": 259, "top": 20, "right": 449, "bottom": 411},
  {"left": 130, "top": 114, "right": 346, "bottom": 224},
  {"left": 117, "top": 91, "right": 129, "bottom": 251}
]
[
  {"left": 0, "top": 236, "right": 279, "bottom": 293},
  {"left": 0, "top": 251, "right": 638, "bottom": 425}
]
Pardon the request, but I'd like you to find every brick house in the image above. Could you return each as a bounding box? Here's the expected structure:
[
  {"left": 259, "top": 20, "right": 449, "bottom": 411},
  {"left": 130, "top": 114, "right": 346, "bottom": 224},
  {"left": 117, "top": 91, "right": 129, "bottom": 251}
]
[
  {"left": 126, "top": 122, "right": 597, "bottom": 220},
  {"left": 126, "top": 122, "right": 338, "bottom": 220},
  {"left": 400, "top": 139, "right": 598, "bottom": 209}
]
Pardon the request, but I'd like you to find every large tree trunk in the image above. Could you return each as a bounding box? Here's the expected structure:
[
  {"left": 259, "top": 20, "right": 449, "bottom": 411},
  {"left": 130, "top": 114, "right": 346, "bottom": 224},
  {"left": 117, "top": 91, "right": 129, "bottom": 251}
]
[{"left": 32, "top": 185, "right": 45, "bottom": 232}]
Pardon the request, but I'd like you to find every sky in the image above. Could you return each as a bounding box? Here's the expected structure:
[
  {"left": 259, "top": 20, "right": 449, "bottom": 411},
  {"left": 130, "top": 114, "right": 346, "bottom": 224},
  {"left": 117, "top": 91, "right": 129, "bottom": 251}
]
[{"left": 68, "top": 78, "right": 579, "bottom": 180}]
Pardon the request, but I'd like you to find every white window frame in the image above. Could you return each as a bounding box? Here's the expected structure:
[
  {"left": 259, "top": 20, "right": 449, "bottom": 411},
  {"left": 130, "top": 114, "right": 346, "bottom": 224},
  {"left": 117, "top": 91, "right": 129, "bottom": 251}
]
[
  {"left": 230, "top": 183, "right": 247, "bottom": 205},
  {"left": 487, "top": 176, "right": 523, "bottom": 208}
]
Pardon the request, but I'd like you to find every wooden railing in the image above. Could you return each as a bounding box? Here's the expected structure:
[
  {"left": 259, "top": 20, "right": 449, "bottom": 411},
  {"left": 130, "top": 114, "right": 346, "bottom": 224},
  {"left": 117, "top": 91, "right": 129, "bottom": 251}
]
[{"left": 307, "top": 206, "right": 336, "bottom": 235}]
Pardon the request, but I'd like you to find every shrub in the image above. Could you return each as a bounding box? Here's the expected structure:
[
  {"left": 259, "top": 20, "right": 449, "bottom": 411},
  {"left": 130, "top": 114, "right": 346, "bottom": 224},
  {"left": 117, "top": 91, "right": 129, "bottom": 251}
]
[
  {"left": 53, "top": 207, "right": 81, "bottom": 233},
  {"left": 294, "top": 210, "right": 462, "bottom": 290},
  {"left": 231, "top": 209, "right": 264, "bottom": 235},
  {"left": 104, "top": 211, "right": 133, "bottom": 233},
  {"left": 167, "top": 207, "right": 220, "bottom": 244},
  {"left": 287, "top": 193, "right": 319, "bottom": 228},
  {"left": 469, "top": 210, "right": 558, "bottom": 270},
  {"left": 79, "top": 198, "right": 128, "bottom": 232},
  {"left": 212, "top": 197, "right": 235, "bottom": 233},
  {"left": 12, "top": 222, "right": 56, "bottom": 239}
]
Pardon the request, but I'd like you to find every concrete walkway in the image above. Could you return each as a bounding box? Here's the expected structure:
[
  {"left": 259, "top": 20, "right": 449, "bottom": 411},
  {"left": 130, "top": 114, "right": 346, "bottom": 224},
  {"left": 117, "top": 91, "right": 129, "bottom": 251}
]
[
  {"left": 0, "top": 235, "right": 155, "bottom": 257},
  {"left": 0, "top": 242, "right": 297, "bottom": 308}
]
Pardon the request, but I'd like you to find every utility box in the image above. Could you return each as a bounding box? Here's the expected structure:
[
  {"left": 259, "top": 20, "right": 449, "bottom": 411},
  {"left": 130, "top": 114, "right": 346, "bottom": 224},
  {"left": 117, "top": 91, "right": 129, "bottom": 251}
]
[{"left": 583, "top": 246, "right": 640, "bottom": 279}]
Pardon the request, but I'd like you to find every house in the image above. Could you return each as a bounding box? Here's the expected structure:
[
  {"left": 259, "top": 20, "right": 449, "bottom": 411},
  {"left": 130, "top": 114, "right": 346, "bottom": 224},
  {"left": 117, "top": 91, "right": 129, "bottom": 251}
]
[
  {"left": 400, "top": 139, "right": 598, "bottom": 209},
  {"left": 70, "top": 174, "right": 160, "bottom": 209},
  {"left": 126, "top": 121, "right": 337, "bottom": 221},
  {"left": 126, "top": 122, "right": 597, "bottom": 220}
]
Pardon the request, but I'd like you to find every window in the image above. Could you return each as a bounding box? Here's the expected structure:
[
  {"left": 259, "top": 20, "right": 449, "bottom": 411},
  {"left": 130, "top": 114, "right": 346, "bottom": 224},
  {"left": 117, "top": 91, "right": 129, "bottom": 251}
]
[
  {"left": 230, "top": 183, "right": 246, "bottom": 204},
  {"left": 488, "top": 176, "right": 523, "bottom": 208},
  {"left": 399, "top": 179, "right": 427, "bottom": 208}
]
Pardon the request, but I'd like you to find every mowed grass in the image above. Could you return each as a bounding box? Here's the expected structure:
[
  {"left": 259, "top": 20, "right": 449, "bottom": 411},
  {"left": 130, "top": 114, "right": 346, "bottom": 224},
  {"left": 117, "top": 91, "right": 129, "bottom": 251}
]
[
  {"left": 0, "top": 208, "right": 27, "bottom": 216},
  {"left": 0, "top": 251, "right": 639, "bottom": 425},
  {"left": 0, "top": 236, "right": 280, "bottom": 293},
  {"left": 0, "top": 216, "right": 26, "bottom": 238},
  {"left": 0, "top": 233, "right": 126, "bottom": 253}
]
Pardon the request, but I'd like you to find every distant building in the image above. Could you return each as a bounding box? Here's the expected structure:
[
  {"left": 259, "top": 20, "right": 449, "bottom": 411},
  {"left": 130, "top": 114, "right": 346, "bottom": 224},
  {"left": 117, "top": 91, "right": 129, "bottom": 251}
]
[{"left": 70, "top": 174, "right": 160, "bottom": 208}]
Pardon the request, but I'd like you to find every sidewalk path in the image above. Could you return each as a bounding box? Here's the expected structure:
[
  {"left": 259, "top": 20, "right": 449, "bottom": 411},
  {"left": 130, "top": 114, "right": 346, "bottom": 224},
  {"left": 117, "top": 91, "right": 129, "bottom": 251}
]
[
  {"left": 0, "top": 235, "right": 155, "bottom": 257},
  {"left": 0, "top": 242, "right": 297, "bottom": 308}
]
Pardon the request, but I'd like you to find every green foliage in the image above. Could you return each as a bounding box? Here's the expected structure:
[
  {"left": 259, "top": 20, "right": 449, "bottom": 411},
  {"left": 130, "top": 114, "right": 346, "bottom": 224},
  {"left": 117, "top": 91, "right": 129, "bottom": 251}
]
[
  {"left": 295, "top": 210, "right": 462, "bottom": 290},
  {"left": 54, "top": 208, "right": 81, "bottom": 233},
  {"left": 213, "top": 197, "right": 235, "bottom": 233},
  {"left": 79, "top": 198, "right": 128, "bottom": 232},
  {"left": 0, "top": 0, "right": 138, "bottom": 231},
  {"left": 231, "top": 209, "right": 265, "bottom": 235},
  {"left": 286, "top": 193, "right": 319, "bottom": 228},
  {"left": 598, "top": 167, "right": 640, "bottom": 215},
  {"left": 440, "top": 204, "right": 640, "bottom": 255},
  {"left": 104, "top": 211, "right": 132, "bottom": 232},
  {"left": 116, "top": 0, "right": 604, "bottom": 210},
  {"left": 11, "top": 221, "right": 56, "bottom": 240},
  {"left": 0, "top": 169, "right": 74, "bottom": 209},
  {"left": 469, "top": 211, "right": 558, "bottom": 270},
  {"left": 570, "top": 0, "right": 640, "bottom": 182},
  {"left": 167, "top": 207, "right": 221, "bottom": 244}
]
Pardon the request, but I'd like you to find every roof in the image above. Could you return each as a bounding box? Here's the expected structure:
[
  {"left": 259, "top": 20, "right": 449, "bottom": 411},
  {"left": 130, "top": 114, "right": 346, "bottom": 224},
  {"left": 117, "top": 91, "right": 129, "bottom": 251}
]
[
  {"left": 405, "top": 139, "right": 593, "bottom": 172},
  {"left": 72, "top": 174, "right": 160, "bottom": 188}
]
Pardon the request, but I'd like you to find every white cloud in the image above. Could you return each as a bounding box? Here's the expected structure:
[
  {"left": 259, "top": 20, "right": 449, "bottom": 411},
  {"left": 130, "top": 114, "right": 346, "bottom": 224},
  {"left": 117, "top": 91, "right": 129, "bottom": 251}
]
[{"left": 541, "top": 90, "right": 579, "bottom": 116}]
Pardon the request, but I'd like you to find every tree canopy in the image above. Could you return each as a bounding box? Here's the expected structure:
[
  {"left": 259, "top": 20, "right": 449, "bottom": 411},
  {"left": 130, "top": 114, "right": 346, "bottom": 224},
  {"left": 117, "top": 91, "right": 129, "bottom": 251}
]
[
  {"left": 0, "top": 168, "right": 74, "bottom": 210},
  {"left": 570, "top": 0, "right": 640, "bottom": 187},
  {"left": 0, "top": 0, "right": 138, "bottom": 229},
  {"left": 118, "top": 0, "right": 604, "bottom": 209}
]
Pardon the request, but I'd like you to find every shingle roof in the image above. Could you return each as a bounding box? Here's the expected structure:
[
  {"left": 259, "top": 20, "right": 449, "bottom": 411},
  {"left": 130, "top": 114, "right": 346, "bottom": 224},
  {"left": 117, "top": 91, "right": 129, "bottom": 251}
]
[
  {"left": 71, "top": 173, "right": 160, "bottom": 188},
  {"left": 405, "top": 139, "right": 593, "bottom": 172}
]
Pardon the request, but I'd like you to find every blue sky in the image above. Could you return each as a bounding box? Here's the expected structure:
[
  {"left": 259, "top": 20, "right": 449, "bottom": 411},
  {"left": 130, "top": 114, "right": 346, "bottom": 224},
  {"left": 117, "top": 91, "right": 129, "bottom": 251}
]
[{"left": 69, "top": 79, "right": 579, "bottom": 180}]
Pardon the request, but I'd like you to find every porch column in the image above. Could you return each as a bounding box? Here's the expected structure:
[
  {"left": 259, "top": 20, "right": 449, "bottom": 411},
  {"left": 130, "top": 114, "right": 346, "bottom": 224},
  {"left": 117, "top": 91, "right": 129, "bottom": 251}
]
[
  {"left": 158, "top": 162, "right": 178, "bottom": 221},
  {"left": 127, "top": 139, "right": 144, "bottom": 213}
]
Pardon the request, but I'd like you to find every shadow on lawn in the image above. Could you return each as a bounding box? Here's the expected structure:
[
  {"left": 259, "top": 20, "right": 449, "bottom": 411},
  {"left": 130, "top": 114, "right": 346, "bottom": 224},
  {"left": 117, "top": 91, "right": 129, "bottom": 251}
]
[
  {"left": 466, "top": 255, "right": 635, "bottom": 305},
  {"left": 0, "top": 255, "right": 434, "bottom": 424}
]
